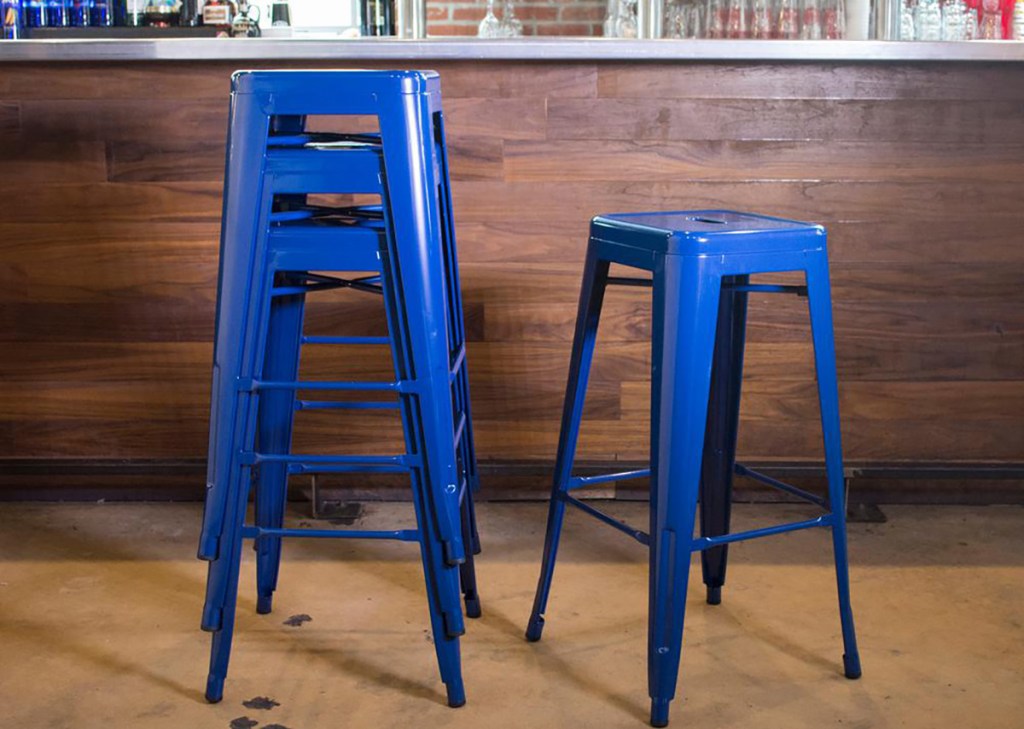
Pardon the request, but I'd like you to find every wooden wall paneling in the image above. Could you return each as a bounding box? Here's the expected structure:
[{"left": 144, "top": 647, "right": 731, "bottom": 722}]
[
  {"left": 595, "top": 63, "right": 1024, "bottom": 101},
  {"left": 503, "top": 139, "right": 1024, "bottom": 184},
  {"left": 546, "top": 97, "right": 1024, "bottom": 143},
  {"left": 0, "top": 60, "right": 1021, "bottom": 494}
]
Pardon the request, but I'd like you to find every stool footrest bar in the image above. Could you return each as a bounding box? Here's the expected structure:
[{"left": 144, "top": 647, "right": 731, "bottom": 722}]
[
  {"left": 454, "top": 412, "right": 467, "bottom": 448},
  {"left": 568, "top": 468, "right": 651, "bottom": 491},
  {"left": 734, "top": 463, "right": 827, "bottom": 506},
  {"left": 562, "top": 493, "right": 650, "bottom": 546},
  {"left": 286, "top": 463, "right": 413, "bottom": 475},
  {"left": 607, "top": 276, "right": 653, "bottom": 288},
  {"left": 449, "top": 344, "right": 467, "bottom": 381},
  {"left": 691, "top": 514, "right": 833, "bottom": 552},
  {"left": 243, "top": 378, "right": 405, "bottom": 392},
  {"left": 296, "top": 400, "right": 400, "bottom": 411},
  {"left": 242, "top": 525, "right": 419, "bottom": 541},
  {"left": 724, "top": 283, "right": 807, "bottom": 296},
  {"left": 244, "top": 453, "right": 412, "bottom": 469},
  {"left": 302, "top": 335, "right": 390, "bottom": 345}
]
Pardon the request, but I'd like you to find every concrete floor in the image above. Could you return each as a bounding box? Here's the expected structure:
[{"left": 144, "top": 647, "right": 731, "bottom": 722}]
[{"left": 0, "top": 502, "right": 1022, "bottom": 729}]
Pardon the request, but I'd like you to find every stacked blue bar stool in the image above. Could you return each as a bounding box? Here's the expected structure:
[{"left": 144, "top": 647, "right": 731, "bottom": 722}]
[
  {"left": 526, "top": 211, "right": 862, "bottom": 727},
  {"left": 197, "top": 70, "right": 481, "bottom": 709}
]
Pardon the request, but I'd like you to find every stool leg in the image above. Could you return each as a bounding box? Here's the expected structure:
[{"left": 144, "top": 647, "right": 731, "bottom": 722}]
[
  {"left": 806, "top": 255, "right": 862, "bottom": 680},
  {"left": 408, "top": 467, "right": 468, "bottom": 707},
  {"left": 254, "top": 285, "right": 305, "bottom": 615},
  {"left": 204, "top": 473, "right": 252, "bottom": 702},
  {"left": 649, "top": 258, "right": 722, "bottom": 728},
  {"left": 526, "top": 244, "right": 610, "bottom": 643},
  {"left": 459, "top": 489, "right": 482, "bottom": 618},
  {"left": 699, "top": 276, "right": 749, "bottom": 605}
]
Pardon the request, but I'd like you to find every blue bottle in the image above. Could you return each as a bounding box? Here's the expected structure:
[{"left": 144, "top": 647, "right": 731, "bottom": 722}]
[
  {"left": 23, "top": 0, "right": 41, "bottom": 26},
  {"left": 2, "top": 0, "right": 22, "bottom": 37},
  {"left": 89, "top": 0, "right": 111, "bottom": 25},
  {"left": 69, "top": 0, "right": 87, "bottom": 24},
  {"left": 44, "top": 0, "right": 67, "bottom": 25}
]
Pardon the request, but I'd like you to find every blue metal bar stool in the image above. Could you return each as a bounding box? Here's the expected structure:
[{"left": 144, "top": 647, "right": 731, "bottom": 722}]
[
  {"left": 526, "top": 211, "right": 862, "bottom": 727},
  {"left": 197, "top": 70, "right": 481, "bottom": 709}
]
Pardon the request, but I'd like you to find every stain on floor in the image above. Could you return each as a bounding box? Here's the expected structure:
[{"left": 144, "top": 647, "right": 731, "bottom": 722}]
[{"left": 242, "top": 696, "right": 280, "bottom": 710}]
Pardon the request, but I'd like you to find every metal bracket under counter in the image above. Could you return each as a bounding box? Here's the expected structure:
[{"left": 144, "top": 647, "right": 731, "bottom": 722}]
[{"left": 1, "top": 37, "right": 1023, "bottom": 63}]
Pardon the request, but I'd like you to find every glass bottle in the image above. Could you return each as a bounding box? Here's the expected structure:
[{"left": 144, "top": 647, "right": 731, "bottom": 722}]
[
  {"left": 22, "top": 0, "right": 43, "bottom": 26},
  {"left": 3, "top": 0, "right": 22, "bottom": 37},
  {"left": 44, "top": 0, "right": 68, "bottom": 25}
]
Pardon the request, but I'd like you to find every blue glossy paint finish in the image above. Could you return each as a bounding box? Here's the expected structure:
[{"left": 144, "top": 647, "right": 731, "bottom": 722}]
[
  {"left": 527, "top": 210, "right": 862, "bottom": 727},
  {"left": 197, "top": 70, "right": 481, "bottom": 709}
]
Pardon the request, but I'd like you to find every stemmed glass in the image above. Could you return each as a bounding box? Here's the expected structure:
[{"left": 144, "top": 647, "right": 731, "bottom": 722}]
[
  {"left": 500, "top": 0, "right": 524, "bottom": 36},
  {"left": 478, "top": 0, "right": 502, "bottom": 37}
]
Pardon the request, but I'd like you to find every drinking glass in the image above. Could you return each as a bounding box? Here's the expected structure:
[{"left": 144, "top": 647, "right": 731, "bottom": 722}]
[
  {"left": 978, "top": 0, "right": 1002, "bottom": 38},
  {"left": 941, "top": 0, "right": 966, "bottom": 40},
  {"left": 726, "top": 0, "right": 749, "bottom": 37},
  {"left": 666, "top": 0, "right": 686, "bottom": 37},
  {"left": 615, "top": 0, "right": 638, "bottom": 36},
  {"left": 900, "top": 0, "right": 916, "bottom": 38},
  {"left": 707, "top": 0, "right": 728, "bottom": 36},
  {"left": 915, "top": 0, "right": 942, "bottom": 39},
  {"left": 603, "top": 0, "right": 618, "bottom": 35},
  {"left": 822, "top": 0, "right": 844, "bottom": 37},
  {"left": 776, "top": 0, "right": 800, "bottom": 37},
  {"left": 686, "top": 0, "right": 706, "bottom": 35},
  {"left": 500, "top": 0, "right": 523, "bottom": 36},
  {"left": 800, "top": 0, "right": 822, "bottom": 37},
  {"left": 478, "top": 0, "right": 502, "bottom": 37},
  {"left": 751, "top": 0, "right": 772, "bottom": 37}
]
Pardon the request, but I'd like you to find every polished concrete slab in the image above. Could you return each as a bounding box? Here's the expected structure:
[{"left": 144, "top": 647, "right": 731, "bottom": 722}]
[{"left": 0, "top": 502, "right": 1021, "bottom": 729}]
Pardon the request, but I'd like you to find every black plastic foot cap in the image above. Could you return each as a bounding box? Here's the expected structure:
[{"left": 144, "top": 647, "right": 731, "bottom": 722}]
[
  {"left": 844, "top": 653, "right": 862, "bottom": 680},
  {"left": 256, "top": 594, "right": 273, "bottom": 615},
  {"left": 650, "top": 698, "right": 671, "bottom": 727},
  {"left": 464, "top": 596, "right": 482, "bottom": 619},
  {"left": 706, "top": 586, "right": 722, "bottom": 605},
  {"left": 446, "top": 686, "right": 467, "bottom": 708},
  {"left": 525, "top": 617, "right": 545, "bottom": 642},
  {"left": 205, "top": 676, "right": 224, "bottom": 704}
]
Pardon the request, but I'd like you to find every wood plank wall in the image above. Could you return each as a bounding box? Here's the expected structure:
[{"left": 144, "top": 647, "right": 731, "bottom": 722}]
[{"left": 0, "top": 60, "right": 1022, "bottom": 496}]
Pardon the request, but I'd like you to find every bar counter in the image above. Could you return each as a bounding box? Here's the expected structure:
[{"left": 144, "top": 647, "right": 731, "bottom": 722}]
[
  {"left": 1, "top": 37, "right": 1024, "bottom": 62},
  {"left": 1, "top": 39, "right": 1022, "bottom": 499}
]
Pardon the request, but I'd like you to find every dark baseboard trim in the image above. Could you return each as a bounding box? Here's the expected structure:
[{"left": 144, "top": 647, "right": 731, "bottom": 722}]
[{"left": 1, "top": 458, "right": 1022, "bottom": 504}]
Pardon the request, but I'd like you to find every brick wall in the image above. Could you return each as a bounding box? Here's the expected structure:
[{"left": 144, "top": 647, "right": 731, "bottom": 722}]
[{"left": 427, "top": 0, "right": 607, "bottom": 36}]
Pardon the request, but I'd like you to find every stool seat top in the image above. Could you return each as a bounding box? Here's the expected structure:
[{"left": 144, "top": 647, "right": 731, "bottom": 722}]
[
  {"left": 232, "top": 69, "right": 439, "bottom": 96},
  {"left": 591, "top": 210, "right": 825, "bottom": 257}
]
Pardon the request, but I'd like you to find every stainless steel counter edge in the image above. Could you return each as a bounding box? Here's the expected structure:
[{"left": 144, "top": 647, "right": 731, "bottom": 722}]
[{"left": 2, "top": 38, "right": 1024, "bottom": 63}]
